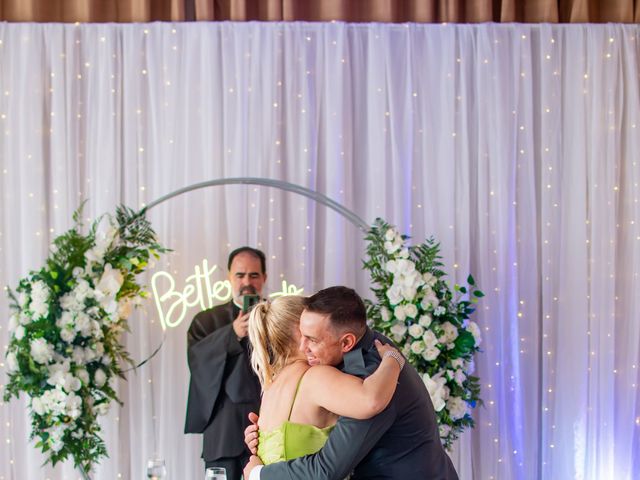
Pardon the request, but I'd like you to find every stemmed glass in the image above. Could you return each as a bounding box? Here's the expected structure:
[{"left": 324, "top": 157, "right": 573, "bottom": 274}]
[
  {"left": 146, "top": 458, "right": 166, "bottom": 479},
  {"left": 205, "top": 467, "right": 227, "bottom": 480}
]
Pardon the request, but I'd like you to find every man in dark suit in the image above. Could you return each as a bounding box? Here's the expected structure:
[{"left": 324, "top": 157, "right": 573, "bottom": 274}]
[
  {"left": 185, "top": 247, "right": 266, "bottom": 479},
  {"left": 244, "top": 286, "right": 458, "bottom": 480}
]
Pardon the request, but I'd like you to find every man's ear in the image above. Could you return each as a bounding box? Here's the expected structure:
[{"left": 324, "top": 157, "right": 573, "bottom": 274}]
[{"left": 340, "top": 332, "right": 358, "bottom": 353}]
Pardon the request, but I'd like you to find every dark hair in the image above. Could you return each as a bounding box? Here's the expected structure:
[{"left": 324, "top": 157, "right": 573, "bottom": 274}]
[
  {"left": 304, "top": 286, "right": 367, "bottom": 336},
  {"left": 227, "top": 247, "right": 267, "bottom": 273}
]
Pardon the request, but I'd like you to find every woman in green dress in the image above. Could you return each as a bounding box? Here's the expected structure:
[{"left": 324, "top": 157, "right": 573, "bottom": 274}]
[{"left": 247, "top": 295, "right": 404, "bottom": 464}]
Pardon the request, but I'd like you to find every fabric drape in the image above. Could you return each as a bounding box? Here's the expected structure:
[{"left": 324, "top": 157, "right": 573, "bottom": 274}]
[
  {"left": 0, "top": 22, "right": 639, "bottom": 480},
  {"left": 1, "top": 0, "right": 639, "bottom": 23}
]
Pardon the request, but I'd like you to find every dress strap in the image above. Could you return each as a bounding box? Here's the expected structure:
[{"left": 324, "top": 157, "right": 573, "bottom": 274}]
[{"left": 287, "top": 367, "right": 310, "bottom": 421}]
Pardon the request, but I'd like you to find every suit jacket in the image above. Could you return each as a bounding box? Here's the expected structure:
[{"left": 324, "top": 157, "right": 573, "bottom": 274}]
[
  {"left": 184, "top": 301, "right": 261, "bottom": 461},
  {"left": 261, "top": 328, "right": 459, "bottom": 480}
]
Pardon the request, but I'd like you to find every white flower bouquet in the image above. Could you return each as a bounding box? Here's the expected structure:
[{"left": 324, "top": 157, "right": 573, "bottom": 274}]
[
  {"left": 3, "top": 205, "right": 167, "bottom": 475},
  {"left": 365, "top": 218, "right": 483, "bottom": 449}
]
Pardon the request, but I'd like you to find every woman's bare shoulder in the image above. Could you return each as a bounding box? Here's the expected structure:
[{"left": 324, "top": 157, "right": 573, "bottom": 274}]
[{"left": 303, "top": 364, "right": 342, "bottom": 382}]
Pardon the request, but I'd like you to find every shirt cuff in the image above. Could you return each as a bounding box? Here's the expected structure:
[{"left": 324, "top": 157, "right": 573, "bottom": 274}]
[{"left": 249, "top": 465, "right": 263, "bottom": 480}]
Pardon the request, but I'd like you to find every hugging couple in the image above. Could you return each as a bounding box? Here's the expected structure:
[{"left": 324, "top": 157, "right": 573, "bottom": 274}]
[{"left": 243, "top": 285, "right": 458, "bottom": 480}]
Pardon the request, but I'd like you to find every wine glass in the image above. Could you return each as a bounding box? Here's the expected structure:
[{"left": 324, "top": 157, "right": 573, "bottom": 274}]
[
  {"left": 205, "top": 467, "right": 227, "bottom": 480},
  {"left": 146, "top": 458, "right": 166, "bottom": 479}
]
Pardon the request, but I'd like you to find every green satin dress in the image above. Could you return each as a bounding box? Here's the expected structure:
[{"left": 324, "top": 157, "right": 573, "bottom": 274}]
[{"left": 258, "top": 371, "right": 334, "bottom": 464}]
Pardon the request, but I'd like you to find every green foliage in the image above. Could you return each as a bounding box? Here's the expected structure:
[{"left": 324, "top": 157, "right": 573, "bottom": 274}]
[{"left": 3, "top": 203, "right": 168, "bottom": 474}]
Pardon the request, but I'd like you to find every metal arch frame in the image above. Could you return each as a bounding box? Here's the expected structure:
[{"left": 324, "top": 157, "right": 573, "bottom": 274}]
[
  {"left": 142, "top": 177, "right": 369, "bottom": 231},
  {"left": 126, "top": 177, "right": 368, "bottom": 372}
]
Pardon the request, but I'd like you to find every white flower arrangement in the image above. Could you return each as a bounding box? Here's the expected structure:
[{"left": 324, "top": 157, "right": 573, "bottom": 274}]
[
  {"left": 365, "top": 218, "right": 483, "bottom": 450},
  {"left": 3, "top": 205, "right": 166, "bottom": 475}
]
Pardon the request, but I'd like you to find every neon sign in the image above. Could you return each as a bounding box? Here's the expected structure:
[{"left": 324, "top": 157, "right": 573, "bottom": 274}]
[{"left": 151, "top": 259, "right": 304, "bottom": 330}]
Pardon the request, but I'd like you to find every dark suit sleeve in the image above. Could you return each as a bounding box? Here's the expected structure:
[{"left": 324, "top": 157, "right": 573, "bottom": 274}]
[
  {"left": 261, "top": 403, "right": 396, "bottom": 480},
  {"left": 184, "top": 319, "right": 243, "bottom": 433}
]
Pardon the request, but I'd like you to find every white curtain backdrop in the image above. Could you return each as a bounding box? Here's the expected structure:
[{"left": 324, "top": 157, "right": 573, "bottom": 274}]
[{"left": 0, "top": 21, "right": 639, "bottom": 479}]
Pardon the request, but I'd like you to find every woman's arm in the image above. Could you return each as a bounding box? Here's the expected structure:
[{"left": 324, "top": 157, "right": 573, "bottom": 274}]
[{"left": 306, "top": 339, "right": 404, "bottom": 419}]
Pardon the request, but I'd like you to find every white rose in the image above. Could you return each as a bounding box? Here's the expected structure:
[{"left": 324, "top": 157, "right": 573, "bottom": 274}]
[
  {"left": 422, "top": 345, "right": 441, "bottom": 361},
  {"left": 393, "top": 305, "right": 407, "bottom": 321},
  {"left": 434, "top": 306, "right": 446, "bottom": 316},
  {"left": 30, "top": 338, "right": 54, "bottom": 364},
  {"left": 441, "top": 322, "right": 459, "bottom": 343},
  {"left": 31, "top": 396, "right": 46, "bottom": 415},
  {"left": 423, "top": 373, "right": 447, "bottom": 412},
  {"left": 404, "top": 303, "right": 418, "bottom": 319},
  {"left": 421, "top": 293, "right": 440, "bottom": 310},
  {"left": 93, "top": 342, "right": 105, "bottom": 357},
  {"left": 384, "top": 236, "right": 403, "bottom": 254},
  {"left": 65, "top": 393, "right": 82, "bottom": 419},
  {"left": 14, "top": 325, "right": 26, "bottom": 340},
  {"left": 30, "top": 280, "right": 50, "bottom": 303},
  {"left": 390, "top": 322, "right": 407, "bottom": 342},
  {"left": 56, "top": 311, "right": 74, "bottom": 329},
  {"left": 91, "top": 321, "right": 104, "bottom": 340},
  {"left": 454, "top": 369, "right": 466, "bottom": 386},
  {"left": 95, "top": 215, "right": 118, "bottom": 249},
  {"left": 19, "top": 312, "right": 31, "bottom": 325},
  {"left": 50, "top": 436, "right": 65, "bottom": 453},
  {"left": 408, "top": 324, "right": 424, "bottom": 338},
  {"left": 29, "top": 299, "right": 49, "bottom": 320},
  {"left": 385, "top": 260, "right": 398, "bottom": 274},
  {"left": 451, "top": 358, "right": 464, "bottom": 369},
  {"left": 72, "top": 267, "right": 84, "bottom": 278},
  {"left": 418, "top": 314, "right": 432, "bottom": 328},
  {"left": 94, "top": 369, "right": 107, "bottom": 387},
  {"left": 446, "top": 396, "right": 468, "bottom": 420},
  {"left": 410, "top": 340, "right": 426, "bottom": 354},
  {"left": 385, "top": 228, "right": 396, "bottom": 241},
  {"left": 76, "top": 279, "right": 94, "bottom": 298},
  {"left": 386, "top": 285, "right": 403, "bottom": 305},
  {"left": 46, "top": 361, "right": 70, "bottom": 385},
  {"left": 76, "top": 368, "right": 89, "bottom": 385},
  {"left": 380, "top": 307, "right": 391, "bottom": 322},
  {"left": 64, "top": 374, "right": 82, "bottom": 392},
  {"left": 72, "top": 347, "right": 86, "bottom": 365},
  {"left": 401, "top": 286, "right": 418, "bottom": 302},
  {"left": 398, "top": 248, "right": 409, "bottom": 259},
  {"left": 423, "top": 272, "right": 437, "bottom": 286},
  {"left": 95, "top": 264, "right": 124, "bottom": 299},
  {"left": 60, "top": 327, "right": 76, "bottom": 343},
  {"left": 422, "top": 330, "right": 438, "bottom": 348},
  {"left": 6, "top": 351, "right": 19, "bottom": 373},
  {"left": 395, "top": 259, "right": 416, "bottom": 275},
  {"left": 47, "top": 369, "right": 67, "bottom": 388},
  {"left": 83, "top": 347, "right": 98, "bottom": 362},
  {"left": 101, "top": 354, "right": 112, "bottom": 366},
  {"left": 74, "top": 312, "right": 92, "bottom": 336},
  {"left": 101, "top": 299, "right": 119, "bottom": 318}
]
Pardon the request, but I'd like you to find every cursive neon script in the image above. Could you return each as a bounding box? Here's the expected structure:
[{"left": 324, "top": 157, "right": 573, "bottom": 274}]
[{"left": 151, "top": 259, "right": 304, "bottom": 330}]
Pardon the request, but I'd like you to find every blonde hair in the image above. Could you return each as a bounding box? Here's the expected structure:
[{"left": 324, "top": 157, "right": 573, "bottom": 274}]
[{"left": 248, "top": 295, "right": 307, "bottom": 387}]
